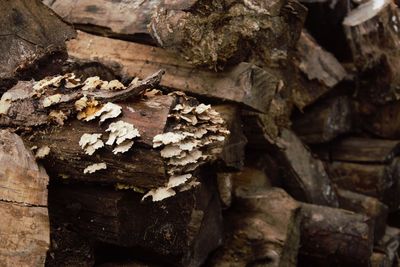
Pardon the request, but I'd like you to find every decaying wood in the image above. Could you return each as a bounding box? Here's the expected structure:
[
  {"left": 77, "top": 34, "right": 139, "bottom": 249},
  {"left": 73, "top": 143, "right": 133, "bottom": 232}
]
[
  {"left": 46, "top": 224, "right": 95, "bottom": 267},
  {"left": 343, "top": 0, "right": 400, "bottom": 104},
  {"left": 0, "top": 130, "right": 50, "bottom": 266},
  {"left": 149, "top": 0, "right": 306, "bottom": 69},
  {"left": 0, "top": 70, "right": 164, "bottom": 128},
  {"left": 214, "top": 105, "right": 247, "bottom": 171},
  {"left": 328, "top": 138, "right": 400, "bottom": 164},
  {"left": 209, "top": 188, "right": 301, "bottom": 267},
  {"left": 292, "top": 32, "right": 348, "bottom": 109},
  {"left": 337, "top": 188, "right": 388, "bottom": 242},
  {"left": 44, "top": 0, "right": 197, "bottom": 43},
  {"left": 0, "top": 0, "right": 75, "bottom": 92},
  {"left": 370, "top": 226, "right": 400, "bottom": 267},
  {"left": 27, "top": 94, "right": 173, "bottom": 188},
  {"left": 48, "top": 173, "right": 222, "bottom": 267},
  {"left": 326, "top": 160, "right": 400, "bottom": 211},
  {"left": 292, "top": 96, "right": 352, "bottom": 144},
  {"left": 356, "top": 100, "right": 400, "bottom": 139},
  {"left": 299, "top": 203, "right": 374, "bottom": 267},
  {"left": 276, "top": 129, "right": 339, "bottom": 207},
  {"left": 67, "top": 31, "right": 281, "bottom": 113}
]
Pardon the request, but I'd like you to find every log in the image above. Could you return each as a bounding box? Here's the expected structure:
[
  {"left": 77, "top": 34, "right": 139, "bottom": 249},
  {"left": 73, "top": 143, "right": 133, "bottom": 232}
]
[
  {"left": 148, "top": 0, "right": 306, "bottom": 69},
  {"left": 209, "top": 188, "right": 301, "bottom": 267},
  {"left": 44, "top": 0, "right": 197, "bottom": 44},
  {"left": 292, "top": 32, "right": 348, "bottom": 110},
  {"left": 48, "top": 172, "right": 222, "bottom": 267},
  {"left": 343, "top": 0, "right": 400, "bottom": 104},
  {"left": 214, "top": 104, "right": 247, "bottom": 171},
  {"left": 326, "top": 158, "right": 400, "bottom": 211},
  {"left": 46, "top": 224, "right": 95, "bottom": 267},
  {"left": 371, "top": 226, "right": 400, "bottom": 267},
  {"left": 276, "top": 129, "right": 339, "bottom": 207},
  {"left": 0, "top": 0, "right": 75, "bottom": 92},
  {"left": 66, "top": 31, "right": 280, "bottom": 113},
  {"left": 25, "top": 94, "right": 173, "bottom": 188},
  {"left": 356, "top": 100, "right": 400, "bottom": 139},
  {"left": 0, "top": 130, "right": 50, "bottom": 266},
  {"left": 292, "top": 96, "right": 352, "bottom": 144},
  {"left": 337, "top": 188, "right": 388, "bottom": 242},
  {"left": 328, "top": 138, "right": 400, "bottom": 163},
  {"left": 299, "top": 203, "right": 374, "bottom": 267}
]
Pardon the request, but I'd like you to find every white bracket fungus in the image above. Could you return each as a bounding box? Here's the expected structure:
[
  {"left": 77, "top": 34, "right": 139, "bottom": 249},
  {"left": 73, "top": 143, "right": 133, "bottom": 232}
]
[
  {"left": 85, "top": 102, "right": 122, "bottom": 122},
  {"left": 106, "top": 121, "right": 140, "bottom": 154},
  {"left": 142, "top": 174, "right": 193, "bottom": 202},
  {"left": 83, "top": 163, "right": 107, "bottom": 174},
  {"left": 79, "top": 133, "right": 104, "bottom": 155}
]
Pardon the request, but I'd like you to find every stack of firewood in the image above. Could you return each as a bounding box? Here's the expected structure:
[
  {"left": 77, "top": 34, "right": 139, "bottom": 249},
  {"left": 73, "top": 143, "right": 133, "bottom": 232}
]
[{"left": 2, "top": 0, "right": 400, "bottom": 266}]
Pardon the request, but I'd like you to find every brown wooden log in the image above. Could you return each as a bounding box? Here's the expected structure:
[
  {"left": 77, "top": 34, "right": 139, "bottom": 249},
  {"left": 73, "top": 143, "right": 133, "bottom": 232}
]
[
  {"left": 356, "top": 100, "right": 400, "bottom": 139},
  {"left": 0, "top": 0, "right": 75, "bottom": 92},
  {"left": 292, "top": 32, "right": 348, "bottom": 110},
  {"left": 276, "top": 129, "right": 339, "bottom": 207},
  {"left": 337, "top": 188, "right": 388, "bottom": 242},
  {"left": 209, "top": 188, "right": 301, "bottom": 267},
  {"left": 48, "top": 172, "right": 222, "bottom": 267},
  {"left": 292, "top": 96, "right": 352, "bottom": 144},
  {"left": 66, "top": 31, "right": 280, "bottom": 113},
  {"left": 343, "top": 0, "right": 400, "bottom": 104},
  {"left": 0, "top": 130, "right": 50, "bottom": 266},
  {"left": 328, "top": 138, "right": 400, "bottom": 164},
  {"left": 26, "top": 94, "right": 173, "bottom": 188},
  {"left": 326, "top": 158, "right": 400, "bottom": 211},
  {"left": 299, "top": 203, "right": 374, "bottom": 267}
]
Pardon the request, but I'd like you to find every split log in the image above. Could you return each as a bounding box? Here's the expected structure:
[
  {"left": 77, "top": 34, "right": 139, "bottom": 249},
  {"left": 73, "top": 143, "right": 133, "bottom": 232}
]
[
  {"left": 0, "top": 130, "right": 50, "bottom": 266},
  {"left": 44, "top": 0, "right": 197, "bottom": 44},
  {"left": 214, "top": 105, "right": 247, "bottom": 171},
  {"left": 292, "top": 96, "right": 352, "bottom": 144},
  {"left": 337, "top": 189, "right": 388, "bottom": 242},
  {"left": 209, "top": 188, "right": 301, "bottom": 267},
  {"left": 67, "top": 31, "right": 280, "bottom": 113},
  {"left": 0, "top": 0, "right": 75, "bottom": 92},
  {"left": 356, "top": 100, "right": 400, "bottom": 139},
  {"left": 48, "top": 173, "right": 222, "bottom": 267},
  {"left": 343, "top": 0, "right": 400, "bottom": 104},
  {"left": 26, "top": 94, "right": 174, "bottom": 188},
  {"left": 276, "top": 129, "right": 339, "bottom": 207},
  {"left": 299, "top": 203, "right": 374, "bottom": 267},
  {"left": 326, "top": 159, "right": 400, "bottom": 211},
  {"left": 328, "top": 138, "right": 400, "bottom": 163},
  {"left": 292, "top": 32, "right": 348, "bottom": 110}
]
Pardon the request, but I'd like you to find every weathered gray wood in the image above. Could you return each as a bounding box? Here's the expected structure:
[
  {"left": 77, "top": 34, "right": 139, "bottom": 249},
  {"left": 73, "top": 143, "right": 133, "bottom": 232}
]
[
  {"left": 0, "top": 0, "right": 75, "bottom": 92},
  {"left": 0, "top": 130, "right": 50, "bottom": 266}
]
